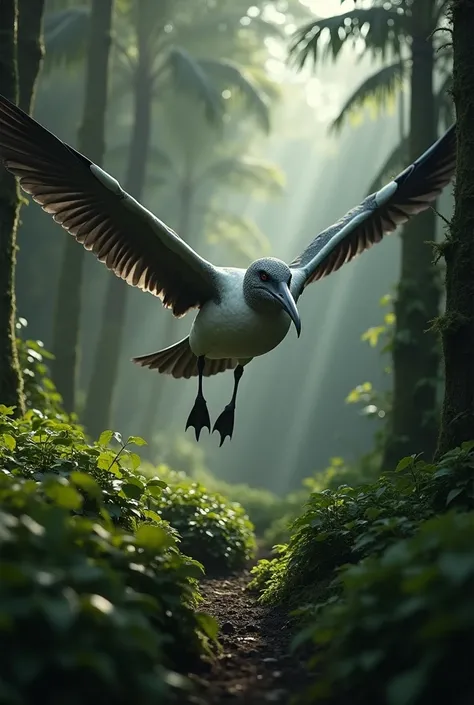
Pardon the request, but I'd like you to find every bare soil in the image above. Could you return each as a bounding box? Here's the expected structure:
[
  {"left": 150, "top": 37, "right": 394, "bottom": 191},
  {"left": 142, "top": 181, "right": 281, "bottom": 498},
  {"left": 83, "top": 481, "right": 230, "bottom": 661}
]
[{"left": 188, "top": 570, "right": 308, "bottom": 705}]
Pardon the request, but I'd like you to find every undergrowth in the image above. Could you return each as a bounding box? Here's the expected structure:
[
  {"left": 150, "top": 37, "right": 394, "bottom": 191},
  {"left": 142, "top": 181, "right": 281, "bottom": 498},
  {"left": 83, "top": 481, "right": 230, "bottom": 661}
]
[{"left": 250, "top": 446, "right": 474, "bottom": 705}]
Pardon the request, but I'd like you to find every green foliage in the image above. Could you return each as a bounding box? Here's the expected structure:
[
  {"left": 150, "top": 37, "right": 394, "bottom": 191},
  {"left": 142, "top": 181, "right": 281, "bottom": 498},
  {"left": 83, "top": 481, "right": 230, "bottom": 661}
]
[
  {"left": 251, "top": 442, "right": 474, "bottom": 705},
  {"left": 0, "top": 409, "right": 219, "bottom": 704},
  {"left": 16, "top": 318, "right": 64, "bottom": 418},
  {"left": 0, "top": 410, "right": 168, "bottom": 532},
  {"left": 250, "top": 445, "right": 474, "bottom": 606},
  {"left": 192, "top": 468, "right": 284, "bottom": 537},
  {"left": 295, "top": 511, "right": 474, "bottom": 705},
  {"left": 153, "top": 480, "right": 256, "bottom": 575}
]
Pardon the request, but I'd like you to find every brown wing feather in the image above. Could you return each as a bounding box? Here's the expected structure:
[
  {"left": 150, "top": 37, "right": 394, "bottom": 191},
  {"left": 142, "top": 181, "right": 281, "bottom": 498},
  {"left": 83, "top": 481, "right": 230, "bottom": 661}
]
[
  {"left": 132, "top": 337, "right": 237, "bottom": 379},
  {"left": 0, "top": 94, "right": 218, "bottom": 317}
]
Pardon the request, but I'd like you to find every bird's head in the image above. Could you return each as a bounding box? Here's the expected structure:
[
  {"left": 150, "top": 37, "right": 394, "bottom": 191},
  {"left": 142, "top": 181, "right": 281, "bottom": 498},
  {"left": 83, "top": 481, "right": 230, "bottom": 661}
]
[{"left": 243, "top": 257, "right": 301, "bottom": 337}]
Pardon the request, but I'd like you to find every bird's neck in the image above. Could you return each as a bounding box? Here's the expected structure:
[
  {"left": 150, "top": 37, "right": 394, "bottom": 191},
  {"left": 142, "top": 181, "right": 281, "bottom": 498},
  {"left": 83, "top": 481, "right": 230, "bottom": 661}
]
[{"left": 243, "top": 284, "right": 278, "bottom": 315}]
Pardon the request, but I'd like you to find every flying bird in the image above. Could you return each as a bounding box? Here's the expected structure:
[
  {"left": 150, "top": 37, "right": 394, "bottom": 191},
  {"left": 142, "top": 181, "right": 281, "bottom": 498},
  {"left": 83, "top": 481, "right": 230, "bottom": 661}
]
[{"left": 0, "top": 94, "right": 456, "bottom": 445}]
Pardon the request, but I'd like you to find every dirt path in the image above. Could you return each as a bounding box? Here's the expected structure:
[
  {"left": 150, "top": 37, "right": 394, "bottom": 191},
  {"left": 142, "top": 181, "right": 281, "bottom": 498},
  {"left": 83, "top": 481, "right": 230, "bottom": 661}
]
[{"left": 188, "top": 570, "right": 308, "bottom": 704}]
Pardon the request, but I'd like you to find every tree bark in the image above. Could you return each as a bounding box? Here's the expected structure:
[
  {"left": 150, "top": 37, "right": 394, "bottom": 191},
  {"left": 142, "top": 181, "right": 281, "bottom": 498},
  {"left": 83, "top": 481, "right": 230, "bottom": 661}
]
[
  {"left": 0, "top": 0, "right": 25, "bottom": 414},
  {"left": 17, "top": 0, "right": 45, "bottom": 114},
  {"left": 52, "top": 0, "right": 114, "bottom": 414},
  {"left": 436, "top": 0, "right": 474, "bottom": 456},
  {"left": 84, "top": 0, "right": 153, "bottom": 438},
  {"left": 382, "top": 0, "right": 440, "bottom": 468}
]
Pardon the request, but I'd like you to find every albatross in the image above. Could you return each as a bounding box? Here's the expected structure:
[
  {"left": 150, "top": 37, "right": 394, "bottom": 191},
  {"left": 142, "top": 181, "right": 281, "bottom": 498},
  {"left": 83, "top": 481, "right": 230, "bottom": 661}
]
[{"left": 0, "top": 94, "right": 456, "bottom": 445}]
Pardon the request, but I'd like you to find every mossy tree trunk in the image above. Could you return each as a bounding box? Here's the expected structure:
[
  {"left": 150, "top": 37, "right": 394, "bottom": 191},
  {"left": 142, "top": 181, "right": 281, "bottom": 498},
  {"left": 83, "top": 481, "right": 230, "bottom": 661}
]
[
  {"left": 17, "top": 0, "right": 45, "bottom": 114},
  {"left": 84, "top": 0, "right": 153, "bottom": 438},
  {"left": 382, "top": 0, "right": 440, "bottom": 469},
  {"left": 52, "top": 0, "right": 114, "bottom": 414},
  {"left": 436, "top": 0, "right": 474, "bottom": 456},
  {"left": 0, "top": 0, "right": 25, "bottom": 414}
]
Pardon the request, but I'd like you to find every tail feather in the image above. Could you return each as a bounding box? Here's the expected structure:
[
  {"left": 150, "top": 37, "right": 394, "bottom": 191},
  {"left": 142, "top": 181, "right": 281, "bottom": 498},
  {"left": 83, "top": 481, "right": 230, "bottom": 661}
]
[{"left": 132, "top": 336, "right": 237, "bottom": 379}]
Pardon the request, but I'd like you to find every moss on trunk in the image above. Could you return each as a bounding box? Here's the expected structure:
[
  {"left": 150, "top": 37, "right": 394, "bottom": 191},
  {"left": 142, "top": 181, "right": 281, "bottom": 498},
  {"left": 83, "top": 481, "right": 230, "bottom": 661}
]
[
  {"left": 382, "top": 0, "right": 440, "bottom": 469},
  {"left": 17, "top": 0, "right": 45, "bottom": 114},
  {"left": 436, "top": 0, "right": 474, "bottom": 457},
  {"left": 52, "top": 0, "right": 114, "bottom": 413},
  {"left": 0, "top": 0, "right": 25, "bottom": 415}
]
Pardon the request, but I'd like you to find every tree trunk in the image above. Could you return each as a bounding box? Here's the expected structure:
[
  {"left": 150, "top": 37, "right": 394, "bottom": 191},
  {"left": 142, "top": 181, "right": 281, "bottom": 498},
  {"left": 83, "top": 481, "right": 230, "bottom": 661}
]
[
  {"left": 84, "top": 0, "right": 153, "bottom": 438},
  {"left": 436, "top": 1, "right": 474, "bottom": 456},
  {"left": 382, "top": 0, "right": 440, "bottom": 469},
  {"left": 17, "top": 0, "right": 45, "bottom": 113},
  {"left": 0, "top": 0, "right": 25, "bottom": 414},
  {"left": 52, "top": 0, "right": 114, "bottom": 414},
  {"left": 140, "top": 178, "right": 194, "bottom": 443}
]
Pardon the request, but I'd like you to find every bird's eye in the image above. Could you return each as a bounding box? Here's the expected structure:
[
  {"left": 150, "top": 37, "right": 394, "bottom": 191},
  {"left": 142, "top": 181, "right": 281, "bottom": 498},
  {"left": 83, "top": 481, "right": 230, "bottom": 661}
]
[{"left": 259, "top": 270, "right": 269, "bottom": 282}]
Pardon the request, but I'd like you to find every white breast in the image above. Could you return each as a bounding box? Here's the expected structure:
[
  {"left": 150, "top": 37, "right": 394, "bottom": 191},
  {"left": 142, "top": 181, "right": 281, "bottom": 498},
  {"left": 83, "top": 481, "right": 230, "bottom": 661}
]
[{"left": 189, "top": 268, "right": 291, "bottom": 360}]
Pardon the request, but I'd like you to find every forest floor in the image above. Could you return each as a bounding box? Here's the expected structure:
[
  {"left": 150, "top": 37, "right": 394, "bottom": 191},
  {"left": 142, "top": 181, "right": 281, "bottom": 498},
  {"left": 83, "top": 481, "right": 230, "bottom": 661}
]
[{"left": 187, "top": 568, "right": 309, "bottom": 704}]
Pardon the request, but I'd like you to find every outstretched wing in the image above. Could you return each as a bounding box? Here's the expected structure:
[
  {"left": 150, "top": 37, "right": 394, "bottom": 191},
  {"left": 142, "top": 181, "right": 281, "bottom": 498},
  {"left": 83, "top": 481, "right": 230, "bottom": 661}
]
[
  {"left": 0, "top": 94, "right": 219, "bottom": 317},
  {"left": 289, "top": 125, "right": 456, "bottom": 301}
]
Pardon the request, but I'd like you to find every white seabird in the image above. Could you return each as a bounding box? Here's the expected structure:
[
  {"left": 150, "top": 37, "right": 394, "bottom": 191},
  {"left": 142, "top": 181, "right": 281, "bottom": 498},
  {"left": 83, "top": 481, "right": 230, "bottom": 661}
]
[{"left": 0, "top": 94, "right": 456, "bottom": 444}]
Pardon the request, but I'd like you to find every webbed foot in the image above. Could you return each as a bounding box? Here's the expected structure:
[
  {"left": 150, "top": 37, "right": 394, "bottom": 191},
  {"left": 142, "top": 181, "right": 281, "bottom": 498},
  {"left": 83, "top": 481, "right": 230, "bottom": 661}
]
[
  {"left": 185, "top": 393, "right": 211, "bottom": 441},
  {"left": 212, "top": 404, "right": 235, "bottom": 446}
]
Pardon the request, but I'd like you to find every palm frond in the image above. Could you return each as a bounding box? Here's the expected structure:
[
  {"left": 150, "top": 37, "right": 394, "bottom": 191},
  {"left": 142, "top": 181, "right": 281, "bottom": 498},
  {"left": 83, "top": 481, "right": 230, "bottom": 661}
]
[
  {"left": 200, "top": 156, "right": 285, "bottom": 197},
  {"left": 43, "top": 7, "right": 90, "bottom": 71},
  {"left": 205, "top": 209, "right": 271, "bottom": 263},
  {"left": 198, "top": 58, "right": 272, "bottom": 133},
  {"left": 172, "top": 11, "right": 285, "bottom": 46},
  {"left": 366, "top": 136, "right": 409, "bottom": 196},
  {"left": 290, "top": 8, "right": 409, "bottom": 70},
  {"left": 330, "top": 61, "right": 406, "bottom": 134},
  {"left": 166, "top": 47, "right": 223, "bottom": 124}
]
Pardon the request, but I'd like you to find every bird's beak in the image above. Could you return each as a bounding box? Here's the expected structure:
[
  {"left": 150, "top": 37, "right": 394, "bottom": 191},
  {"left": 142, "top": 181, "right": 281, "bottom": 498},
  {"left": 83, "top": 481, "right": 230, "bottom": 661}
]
[{"left": 272, "top": 281, "right": 301, "bottom": 337}]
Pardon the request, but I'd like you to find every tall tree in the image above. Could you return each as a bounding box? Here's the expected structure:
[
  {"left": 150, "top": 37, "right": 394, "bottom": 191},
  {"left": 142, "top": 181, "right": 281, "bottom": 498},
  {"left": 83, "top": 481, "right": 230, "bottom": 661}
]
[
  {"left": 0, "top": 0, "right": 24, "bottom": 413},
  {"left": 292, "top": 0, "right": 449, "bottom": 467},
  {"left": 51, "top": 0, "right": 114, "bottom": 413},
  {"left": 436, "top": 1, "right": 472, "bottom": 456},
  {"left": 83, "top": 0, "right": 278, "bottom": 437},
  {"left": 17, "top": 0, "right": 46, "bottom": 113}
]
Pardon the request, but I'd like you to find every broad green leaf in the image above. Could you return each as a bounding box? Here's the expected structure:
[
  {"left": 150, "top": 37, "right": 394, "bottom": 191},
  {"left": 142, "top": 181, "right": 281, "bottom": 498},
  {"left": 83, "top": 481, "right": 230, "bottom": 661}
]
[
  {"left": 126, "top": 435, "right": 147, "bottom": 447},
  {"left": 45, "top": 483, "right": 83, "bottom": 511},
  {"left": 129, "top": 452, "right": 141, "bottom": 471},
  {"left": 196, "top": 612, "right": 219, "bottom": 640},
  {"left": 1, "top": 433, "right": 16, "bottom": 451},
  {"left": 395, "top": 456, "right": 414, "bottom": 473},
  {"left": 446, "top": 487, "right": 464, "bottom": 506},
  {"left": 147, "top": 478, "right": 168, "bottom": 489},
  {"left": 135, "top": 524, "right": 174, "bottom": 550},
  {"left": 70, "top": 472, "right": 102, "bottom": 500},
  {"left": 98, "top": 430, "right": 114, "bottom": 446},
  {"left": 122, "top": 483, "right": 144, "bottom": 500},
  {"left": 0, "top": 405, "right": 15, "bottom": 416}
]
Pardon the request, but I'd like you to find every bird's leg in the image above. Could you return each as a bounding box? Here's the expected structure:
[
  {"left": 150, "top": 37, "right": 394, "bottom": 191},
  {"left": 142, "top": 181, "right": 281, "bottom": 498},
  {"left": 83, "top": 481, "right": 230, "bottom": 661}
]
[
  {"left": 185, "top": 356, "right": 211, "bottom": 441},
  {"left": 213, "top": 365, "right": 244, "bottom": 447}
]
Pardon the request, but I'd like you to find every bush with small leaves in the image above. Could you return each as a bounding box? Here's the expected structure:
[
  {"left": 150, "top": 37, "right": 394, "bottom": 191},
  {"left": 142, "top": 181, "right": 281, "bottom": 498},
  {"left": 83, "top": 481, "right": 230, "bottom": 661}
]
[
  {"left": 0, "top": 407, "right": 221, "bottom": 703},
  {"left": 0, "top": 408, "right": 170, "bottom": 532},
  {"left": 250, "top": 444, "right": 474, "bottom": 606},
  {"left": 16, "top": 318, "right": 65, "bottom": 418},
  {"left": 294, "top": 511, "right": 474, "bottom": 705},
  {"left": 0, "top": 468, "right": 217, "bottom": 705},
  {"left": 154, "top": 481, "right": 256, "bottom": 574}
]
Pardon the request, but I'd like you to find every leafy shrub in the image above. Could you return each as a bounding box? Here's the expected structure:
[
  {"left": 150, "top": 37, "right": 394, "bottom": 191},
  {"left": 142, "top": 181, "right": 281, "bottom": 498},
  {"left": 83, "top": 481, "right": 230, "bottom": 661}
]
[
  {"left": 16, "top": 318, "right": 65, "bottom": 418},
  {"left": 250, "top": 445, "right": 474, "bottom": 606},
  {"left": 294, "top": 511, "right": 474, "bottom": 705},
  {"left": 0, "top": 414, "right": 219, "bottom": 704},
  {"left": 154, "top": 481, "right": 256, "bottom": 574},
  {"left": 0, "top": 408, "right": 169, "bottom": 532}
]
